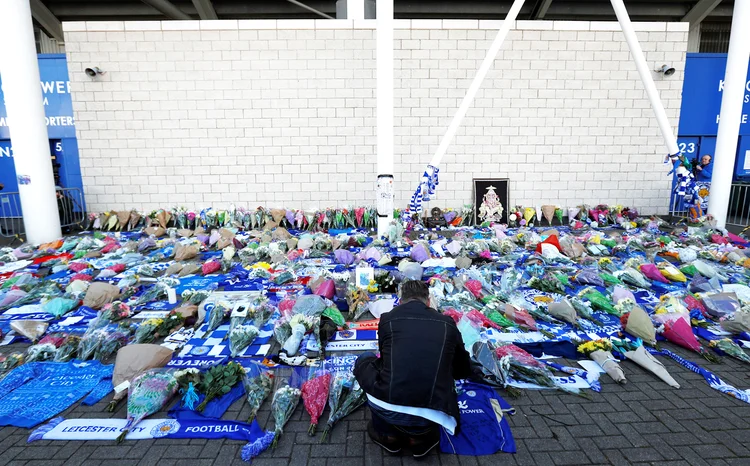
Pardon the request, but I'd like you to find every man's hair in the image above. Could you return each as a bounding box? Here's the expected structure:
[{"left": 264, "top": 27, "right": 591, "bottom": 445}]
[{"left": 399, "top": 280, "right": 430, "bottom": 305}]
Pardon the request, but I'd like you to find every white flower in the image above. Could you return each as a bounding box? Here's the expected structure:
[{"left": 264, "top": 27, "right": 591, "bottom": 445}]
[{"left": 509, "top": 214, "right": 517, "bottom": 222}]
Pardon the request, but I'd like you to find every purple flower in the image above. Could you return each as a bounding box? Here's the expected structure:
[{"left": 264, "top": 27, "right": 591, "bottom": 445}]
[{"left": 334, "top": 249, "right": 355, "bottom": 265}]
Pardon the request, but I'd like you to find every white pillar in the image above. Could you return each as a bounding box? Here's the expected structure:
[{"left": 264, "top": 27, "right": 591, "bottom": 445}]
[
  {"left": 376, "top": 0, "right": 394, "bottom": 237},
  {"left": 0, "top": 0, "right": 62, "bottom": 244},
  {"left": 347, "top": 0, "right": 365, "bottom": 20},
  {"left": 707, "top": 0, "right": 750, "bottom": 229},
  {"left": 609, "top": 0, "right": 680, "bottom": 156}
]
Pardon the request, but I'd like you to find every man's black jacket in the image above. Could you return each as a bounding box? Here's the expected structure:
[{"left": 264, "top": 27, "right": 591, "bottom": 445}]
[{"left": 353, "top": 299, "right": 472, "bottom": 421}]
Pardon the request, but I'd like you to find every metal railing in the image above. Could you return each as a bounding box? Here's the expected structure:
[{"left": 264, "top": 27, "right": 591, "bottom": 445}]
[
  {"left": 668, "top": 182, "right": 750, "bottom": 229},
  {"left": 0, "top": 187, "right": 86, "bottom": 239}
]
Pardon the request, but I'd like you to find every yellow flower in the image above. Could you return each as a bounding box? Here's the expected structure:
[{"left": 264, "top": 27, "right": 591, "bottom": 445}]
[
  {"left": 533, "top": 295, "right": 553, "bottom": 304},
  {"left": 251, "top": 262, "right": 271, "bottom": 270},
  {"left": 367, "top": 280, "right": 378, "bottom": 293}
]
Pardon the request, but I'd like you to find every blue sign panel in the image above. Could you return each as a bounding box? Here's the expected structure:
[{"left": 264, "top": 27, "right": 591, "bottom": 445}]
[
  {"left": 678, "top": 53, "right": 750, "bottom": 136},
  {"left": 0, "top": 54, "right": 75, "bottom": 139}
]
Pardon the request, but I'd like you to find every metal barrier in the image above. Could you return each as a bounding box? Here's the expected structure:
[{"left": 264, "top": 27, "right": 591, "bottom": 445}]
[
  {"left": 668, "top": 182, "right": 750, "bottom": 229},
  {"left": 0, "top": 187, "right": 86, "bottom": 239}
]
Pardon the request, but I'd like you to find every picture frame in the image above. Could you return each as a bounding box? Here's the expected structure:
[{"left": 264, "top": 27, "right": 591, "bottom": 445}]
[{"left": 473, "top": 178, "right": 510, "bottom": 225}]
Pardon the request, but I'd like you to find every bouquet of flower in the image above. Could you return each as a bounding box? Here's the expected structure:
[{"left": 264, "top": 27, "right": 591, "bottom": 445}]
[
  {"left": 346, "top": 287, "right": 370, "bottom": 322},
  {"left": 577, "top": 338, "right": 626, "bottom": 384},
  {"left": 77, "top": 328, "right": 108, "bottom": 360},
  {"left": 204, "top": 301, "right": 231, "bottom": 334},
  {"left": 270, "top": 368, "right": 304, "bottom": 447},
  {"left": 619, "top": 305, "right": 657, "bottom": 346},
  {"left": 229, "top": 324, "right": 260, "bottom": 357},
  {"left": 708, "top": 338, "right": 750, "bottom": 364},
  {"left": 25, "top": 343, "right": 58, "bottom": 363},
  {"left": 248, "top": 300, "right": 275, "bottom": 328},
  {"left": 321, "top": 371, "right": 366, "bottom": 442},
  {"left": 196, "top": 361, "right": 245, "bottom": 412},
  {"left": 53, "top": 334, "right": 82, "bottom": 362},
  {"left": 94, "top": 328, "right": 132, "bottom": 362},
  {"left": 527, "top": 274, "right": 565, "bottom": 295},
  {"left": 495, "top": 344, "right": 585, "bottom": 396},
  {"left": 174, "top": 368, "right": 202, "bottom": 410},
  {"left": 181, "top": 289, "right": 211, "bottom": 306},
  {"left": 568, "top": 297, "right": 605, "bottom": 327},
  {"left": 99, "top": 301, "right": 132, "bottom": 323},
  {"left": 578, "top": 287, "right": 619, "bottom": 316},
  {"left": 116, "top": 368, "right": 178, "bottom": 442},
  {"left": 243, "top": 367, "right": 274, "bottom": 423},
  {"left": 612, "top": 339, "right": 679, "bottom": 388},
  {"left": 0, "top": 352, "right": 24, "bottom": 380},
  {"left": 134, "top": 318, "right": 163, "bottom": 344},
  {"left": 302, "top": 362, "right": 332, "bottom": 435},
  {"left": 613, "top": 267, "right": 651, "bottom": 289}
]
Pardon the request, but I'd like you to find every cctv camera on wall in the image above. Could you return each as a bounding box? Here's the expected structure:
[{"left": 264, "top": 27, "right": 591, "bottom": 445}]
[
  {"left": 84, "top": 67, "right": 105, "bottom": 78},
  {"left": 656, "top": 64, "right": 675, "bottom": 76}
]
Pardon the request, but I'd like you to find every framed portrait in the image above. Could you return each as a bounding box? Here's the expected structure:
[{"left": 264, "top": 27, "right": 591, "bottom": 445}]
[{"left": 473, "top": 178, "right": 509, "bottom": 225}]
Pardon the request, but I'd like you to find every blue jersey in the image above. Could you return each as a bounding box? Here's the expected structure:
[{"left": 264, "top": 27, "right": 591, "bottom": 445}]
[{"left": 440, "top": 381, "right": 516, "bottom": 456}]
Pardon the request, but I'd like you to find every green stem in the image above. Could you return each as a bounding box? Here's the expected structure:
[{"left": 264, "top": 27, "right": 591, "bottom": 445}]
[
  {"left": 308, "top": 423, "right": 317, "bottom": 436},
  {"left": 115, "top": 429, "right": 128, "bottom": 443}
]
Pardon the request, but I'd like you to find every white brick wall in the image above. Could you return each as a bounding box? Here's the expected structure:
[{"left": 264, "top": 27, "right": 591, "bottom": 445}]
[{"left": 64, "top": 20, "right": 688, "bottom": 214}]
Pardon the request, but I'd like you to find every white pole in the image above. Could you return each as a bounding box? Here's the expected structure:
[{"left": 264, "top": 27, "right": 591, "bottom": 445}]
[
  {"left": 347, "top": 0, "right": 365, "bottom": 20},
  {"left": 428, "top": 0, "right": 526, "bottom": 168},
  {"left": 0, "top": 0, "right": 62, "bottom": 244},
  {"left": 376, "top": 0, "right": 394, "bottom": 237},
  {"left": 609, "top": 0, "right": 680, "bottom": 156},
  {"left": 707, "top": 0, "right": 750, "bottom": 229}
]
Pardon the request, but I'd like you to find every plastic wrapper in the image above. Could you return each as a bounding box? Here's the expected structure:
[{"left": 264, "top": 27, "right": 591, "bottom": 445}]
[
  {"left": 42, "top": 297, "right": 79, "bottom": 318},
  {"left": 205, "top": 301, "right": 231, "bottom": 334},
  {"left": 547, "top": 300, "right": 578, "bottom": 326},
  {"left": 457, "top": 316, "right": 482, "bottom": 355},
  {"left": 688, "top": 275, "right": 722, "bottom": 294},
  {"left": 658, "top": 264, "right": 687, "bottom": 283},
  {"left": 270, "top": 367, "right": 304, "bottom": 447},
  {"left": 701, "top": 292, "right": 740, "bottom": 319},
  {"left": 293, "top": 294, "right": 326, "bottom": 317},
  {"left": 590, "top": 350, "right": 627, "bottom": 384},
  {"left": 620, "top": 305, "right": 657, "bottom": 346},
  {"left": 229, "top": 324, "right": 259, "bottom": 357},
  {"left": 652, "top": 296, "right": 689, "bottom": 325},
  {"left": 720, "top": 307, "right": 750, "bottom": 334},
  {"left": 77, "top": 328, "right": 108, "bottom": 360},
  {"left": 243, "top": 367, "right": 274, "bottom": 423},
  {"left": 134, "top": 318, "right": 162, "bottom": 344},
  {"left": 693, "top": 260, "right": 720, "bottom": 279},
  {"left": 117, "top": 368, "right": 178, "bottom": 442},
  {"left": 25, "top": 343, "right": 58, "bottom": 363},
  {"left": 54, "top": 335, "right": 82, "bottom": 362},
  {"left": 302, "top": 362, "right": 331, "bottom": 435},
  {"left": 83, "top": 282, "right": 120, "bottom": 310},
  {"left": 282, "top": 324, "right": 306, "bottom": 356},
  {"left": 322, "top": 371, "right": 365, "bottom": 442},
  {"left": 94, "top": 328, "right": 131, "bottom": 362},
  {"left": 10, "top": 320, "right": 48, "bottom": 343},
  {"left": 623, "top": 345, "right": 679, "bottom": 388},
  {"left": 708, "top": 338, "right": 750, "bottom": 364},
  {"left": 612, "top": 286, "right": 635, "bottom": 305},
  {"left": 504, "top": 304, "right": 537, "bottom": 331},
  {"left": 574, "top": 269, "right": 605, "bottom": 287},
  {"left": 106, "top": 344, "right": 174, "bottom": 411},
  {"left": 614, "top": 267, "right": 651, "bottom": 289},
  {"left": 639, "top": 264, "right": 669, "bottom": 284}
]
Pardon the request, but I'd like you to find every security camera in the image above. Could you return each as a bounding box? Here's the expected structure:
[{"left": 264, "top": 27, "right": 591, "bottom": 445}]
[
  {"left": 84, "top": 67, "right": 105, "bottom": 78},
  {"left": 656, "top": 64, "right": 675, "bottom": 76}
]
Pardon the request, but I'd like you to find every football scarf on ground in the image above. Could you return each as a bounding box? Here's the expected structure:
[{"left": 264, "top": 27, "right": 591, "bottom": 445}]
[
  {"left": 305, "top": 329, "right": 379, "bottom": 353},
  {"left": 28, "top": 416, "right": 273, "bottom": 444},
  {"left": 440, "top": 381, "right": 516, "bottom": 456},
  {"left": 175, "top": 311, "right": 278, "bottom": 359}
]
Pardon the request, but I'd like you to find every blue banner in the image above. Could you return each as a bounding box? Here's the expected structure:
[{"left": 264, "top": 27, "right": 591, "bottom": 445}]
[{"left": 679, "top": 54, "right": 750, "bottom": 136}]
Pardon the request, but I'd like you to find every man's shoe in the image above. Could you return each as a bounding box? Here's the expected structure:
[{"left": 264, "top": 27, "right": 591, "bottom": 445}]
[
  {"left": 367, "top": 421, "right": 402, "bottom": 455},
  {"left": 409, "top": 428, "right": 440, "bottom": 459}
]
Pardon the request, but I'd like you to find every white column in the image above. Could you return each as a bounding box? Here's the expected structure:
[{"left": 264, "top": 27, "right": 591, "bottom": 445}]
[
  {"left": 347, "top": 0, "right": 365, "bottom": 20},
  {"left": 0, "top": 0, "right": 62, "bottom": 244},
  {"left": 376, "top": 0, "right": 394, "bottom": 237},
  {"left": 609, "top": 0, "right": 680, "bottom": 156},
  {"left": 707, "top": 0, "right": 750, "bottom": 229}
]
